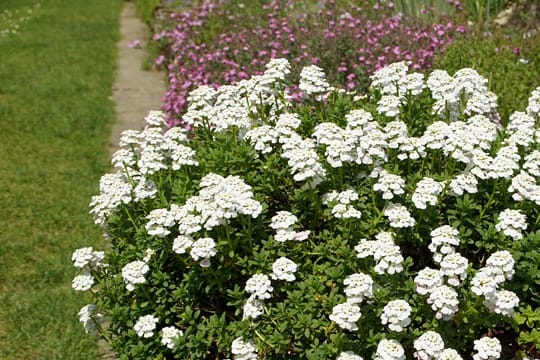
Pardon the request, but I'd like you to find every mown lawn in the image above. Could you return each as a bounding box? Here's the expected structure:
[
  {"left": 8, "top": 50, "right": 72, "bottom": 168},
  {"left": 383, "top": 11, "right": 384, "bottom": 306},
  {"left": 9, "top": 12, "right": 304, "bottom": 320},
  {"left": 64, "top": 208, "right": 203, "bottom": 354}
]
[{"left": 0, "top": 0, "right": 122, "bottom": 357}]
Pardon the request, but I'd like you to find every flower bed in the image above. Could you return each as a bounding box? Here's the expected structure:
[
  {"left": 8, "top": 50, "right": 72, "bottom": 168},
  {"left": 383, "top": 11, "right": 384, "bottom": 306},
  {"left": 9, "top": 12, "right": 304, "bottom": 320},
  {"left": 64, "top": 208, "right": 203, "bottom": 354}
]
[
  {"left": 74, "top": 59, "right": 540, "bottom": 359},
  {"left": 152, "top": 0, "right": 465, "bottom": 126}
]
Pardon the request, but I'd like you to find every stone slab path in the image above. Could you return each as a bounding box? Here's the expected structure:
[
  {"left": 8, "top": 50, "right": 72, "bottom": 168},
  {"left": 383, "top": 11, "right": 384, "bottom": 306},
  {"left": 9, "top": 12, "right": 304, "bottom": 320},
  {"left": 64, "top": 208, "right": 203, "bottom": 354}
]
[{"left": 110, "top": 1, "right": 165, "bottom": 154}]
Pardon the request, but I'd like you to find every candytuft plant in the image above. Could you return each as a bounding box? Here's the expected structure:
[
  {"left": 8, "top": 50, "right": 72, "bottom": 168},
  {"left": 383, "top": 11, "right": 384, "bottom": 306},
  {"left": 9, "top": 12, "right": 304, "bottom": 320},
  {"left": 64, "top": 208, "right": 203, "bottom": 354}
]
[{"left": 75, "top": 59, "right": 540, "bottom": 359}]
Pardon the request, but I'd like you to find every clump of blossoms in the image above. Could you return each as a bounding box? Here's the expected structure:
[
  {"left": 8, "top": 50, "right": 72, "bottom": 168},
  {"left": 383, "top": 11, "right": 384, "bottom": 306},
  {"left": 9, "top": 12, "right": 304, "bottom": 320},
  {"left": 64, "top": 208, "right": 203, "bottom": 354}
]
[{"left": 76, "top": 60, "right": 540, "bottom": 359}]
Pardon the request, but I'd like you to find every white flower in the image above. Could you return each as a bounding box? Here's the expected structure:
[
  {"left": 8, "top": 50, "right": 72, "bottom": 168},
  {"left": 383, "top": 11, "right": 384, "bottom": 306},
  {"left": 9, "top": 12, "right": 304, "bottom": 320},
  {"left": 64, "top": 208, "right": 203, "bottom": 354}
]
[
  {"left": 231, "top": 337, "right": 258, "bottom": 360},
  {"left": 429, "top": 225, "right": 460, "bottom": 263},
  {"left": 144, "top": 110, "right": 166, "bottom": 128},
  {"left": 245, "top": 274, "right": 273, "bottom": 300},
  {"left": 449, "top": 172, "right": 478, "bottom": 196},
  {"left": 271, "top": 257, "right": 297, "bottom": 281},
  {"left": 413, "top": 331, "right": 445, "bottom": 360},
  {"left": 145, "top": 208, "right": 176, "bottom": 237},
  {"left": 414, "top": 267, "right": 443, "bottom": 295},
  {"left": 412, "top": 177, "right": 443, "bottom": 209},
  {"left": 377, "top": 95, "right": 401, "bottom": 117},
  {"left": 427, "top": 285, "right": 459, "bottom": 320},
  {"left": 72, "top": 274, "right": 94, "bottom": 291},
  {"left": 264, "top": 58, "right": 291, "bottom": 82},
  {"left": 172, "top": 235, "right": 194, "bottom": 254},
  {"left": 373, "top": 242, "right": 404, "bottom": 275},
  {"left": 299, "top": 64, "right": 330, "bottom": 96},
  {"left": 437, "top": 348, "right": 464, "bottom": 360},
  {"left": 384, "top": 203, "right": 416, "bottom": 228},
  {"left": 375, "top": 339, "right": 406, "bottom": 360},
  {"left": 161, "top": 326, "right": 183, "bottom": 349},
  {"left": 122, "top": 260, "right": 149, "bottom": 291},
  {"left": 471, "top": 267, "right": 502, "bottom": 296},
  {"left": 485, "top": 250, "right": 515, "bottom": 281},
  {"left": 330, "top": 302, "right": 362, "bottom": 331},
  {"left": 190, "top": 237, "right": 217, "bottom": 266},
  {"left": 244, "top": 125, "right": 278, "bottom": 154},
  {"left": 373, "top": 170, "right": 406, "bottom": 200},
  {"left": 509, "top": 171, "right": 540, "bottom": 204},
  {"left": 71, "top": 247, "right": 105, "bottom": 270},
  {"left": 370, "top": 61, "right": 410, "bottom": 95},
  {"left": 484, "top": 289, "right": 520, "bottom": 317},
  {"left": 440, "top": 253, "right": 469, "bottom": 286},
  {"left": 495, "top": 209, "right": 527, "bottom": 240},
  {"left": 134, "top": 315, "right": 159, "bottom": 338},
  {"left": 337, "top": 351, "right": 364, "bottom": 360},
  {"left": 473, "top": 336, "right": 501, "bottom": 360},
  {"left": 270, "top": 211, "right": 298, "bottom": 231},
  {"left": 242, "top": 296, "right": 264, "bottom": 320},
  {"left": 524, "top": 150, "right": 540, "bottom": 177},
  {"left": 343, "top": 273, "right": 373, "bottom": 304},
  {"left": 380, "top": 299, "right": 412, "bottom": 332}
]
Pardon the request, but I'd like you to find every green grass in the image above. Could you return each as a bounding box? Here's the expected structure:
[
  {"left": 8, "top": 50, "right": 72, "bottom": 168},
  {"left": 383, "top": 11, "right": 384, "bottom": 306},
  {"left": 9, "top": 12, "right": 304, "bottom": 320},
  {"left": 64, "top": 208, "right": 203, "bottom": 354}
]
[{"left": 0, "top": 0, "right": 122, "bottom": 358}]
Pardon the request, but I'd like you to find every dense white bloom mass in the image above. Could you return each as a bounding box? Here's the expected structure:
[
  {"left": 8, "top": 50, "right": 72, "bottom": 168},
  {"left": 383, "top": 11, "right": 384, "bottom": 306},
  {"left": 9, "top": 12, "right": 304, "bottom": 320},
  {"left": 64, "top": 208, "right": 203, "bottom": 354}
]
[
  {"left": 484, "top": 289, "right": 520, "bottom": 316},
  {"left": 440, "top": 253, "right": 469, "bottom": 286},
  {"left": 473, "top": 336, "right": 501, "bottom": 360},
  {"left": 161, "top": 326, "right": 183, "bottom": 349},
  {"left": 78, "top": 304, "right": 101, "bottom": 335},
  {"left": 72, "top": 247, "right": 105, "bottom": 270},
  {"left": 375, "top": 339, "right": 406, "bottom": 360},
  {"left": 72, "top": 274, "right": 95, "bottom": 291},
  {"left": 134, "top": 315, "right": 159, "bottom": 338},
  {"left": 242, "top": 296, "right": 264, "bottom": 320},
  {"left": 427, "top": 285, "right": 459, "bottom": 320},
  {"left": 145, "top": 208, "right": 176, "bottom": 237},
  {"left": 330, "top": 302, "right": 362, "bottom": 331},
  {"left": 231, "top": 337, "right": 258, "bottom": 360},
  {"left": 380, "top": 299, "right": 412, "bottom": 332},
  {"left": 190, "top": 237, "right": 217, "bottom": 267},
  {"left": 412, "top": 177, "right": 443, "bottom": 209},
  {"left": 485, "top": 250, "right": 515, "bottom": 281},
  {"left": 122, "top": 259, "right": 150, "bottom": 291},
  {"left": 343, "top": 273, "right": 374, "bottom": 303},
  {"left": 373, "top": 169, "right": 406, "bottom": 200},
  {"left": 495, "top": 209, "right": 527, "bottom": 240},
  {"left": 414, "top": 267, "right": 443, "bottom": 295},
  {"left": 413, "top": 331, "right": 445, "bottom": 360},
  {"left": 271, "top": 257, "right": 298, "bottom": 281},
  {"left": 245, "top": 274, "right": 273, "bottom": 300},
  {"left": 299, "top": 64, "right": 330, "bottom": 96},
  {"left": 429, "top": 225, "right": 460, "bottom": 263},
  {"left": 384, "top": 203, "right": 416, "bottom": 228}
]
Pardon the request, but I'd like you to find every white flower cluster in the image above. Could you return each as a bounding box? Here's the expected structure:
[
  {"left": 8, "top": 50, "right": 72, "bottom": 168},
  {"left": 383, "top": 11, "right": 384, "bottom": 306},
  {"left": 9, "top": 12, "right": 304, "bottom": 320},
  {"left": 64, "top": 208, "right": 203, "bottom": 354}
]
[
  {"left": 160, "top": 326, "right": 183, "bottom": 349},
  {"left": 270, "top": 211, "right": 310, "bottom": 242},
  {"left": 495, "top": 208, "right": 527, "bottom": 240},
  {"left": 71, "top": 247, "right": 106, "bottom": 292},
  {"left": 429, "top": 225, "right": 460, "bottom": 263},
  {"left": 355, "top": 231, "right": 404, "bottom": 275},
  {"left": 384, "top": 203, "right": 416, "bottom": 228},
  {"left": 270, "top": 256, "right": 298, "bottom": 282},
  {"left": 329, "top": 302, "right": 362, "bottom": 331},
  {"left": 427, "top": 68, "right": 498, "bottom": 121},
  {"left": 473, "top": 336, "right": 502, "bottom": 360},
  {"left": 375, "top": 339, "right": 406, "bottom": 360},
  {"left": 245, "top": 274, "right": 273, "bottom": 300},
  {"left": 427, "top": 285, "right": 459, "bottom": 320},
  {"left": 299, "top": 64, "right": 330, "bottom": 97},
  {"left": 413, "top": 331, "right": 445, "bottom": 360},
  {"left": 343, "top": 272, "right": 374, "bottom": 304},
  {"left": 471, "top": 250, "right": 519, "bottom": 316},
  {"left": 121, "top": 249, "right": 153, "bottom": 291},
  {"left": 372, "top": 169, "right": 406, "bottom": 200},
  {"left": 134, "top": 314, "right": 159, "bottom": 338},
  {"left": 412, "top": 177, "right": 444, "bottom": 209},
  {"left": 380, "top": 299, "right": 412, "bottom": 332},
  {"left": 231, "top": 337, "right": 258, "bottom": 360},
  {"left": 322, "top": 189, "right": 362, "bottom": 219},
  {"left": 169, "top": 173, "right": 261, "bottom": 267}
]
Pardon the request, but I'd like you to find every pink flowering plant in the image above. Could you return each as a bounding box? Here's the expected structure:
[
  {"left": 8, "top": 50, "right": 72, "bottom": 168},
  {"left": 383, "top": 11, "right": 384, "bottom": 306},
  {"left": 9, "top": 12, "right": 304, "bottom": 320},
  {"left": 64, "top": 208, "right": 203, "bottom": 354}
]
[
  {"left": 74, "top": 59, "right": 540, "bottom": 359},
  {"left": 153, "top": 0, "right": 464, "bottom": 126}
]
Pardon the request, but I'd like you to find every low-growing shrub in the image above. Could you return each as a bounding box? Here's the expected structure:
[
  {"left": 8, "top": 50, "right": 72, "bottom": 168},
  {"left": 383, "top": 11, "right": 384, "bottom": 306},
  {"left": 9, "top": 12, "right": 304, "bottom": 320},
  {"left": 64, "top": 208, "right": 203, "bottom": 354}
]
[{"left": 75, "top": 59, "right": 540, "bottom": 359}]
